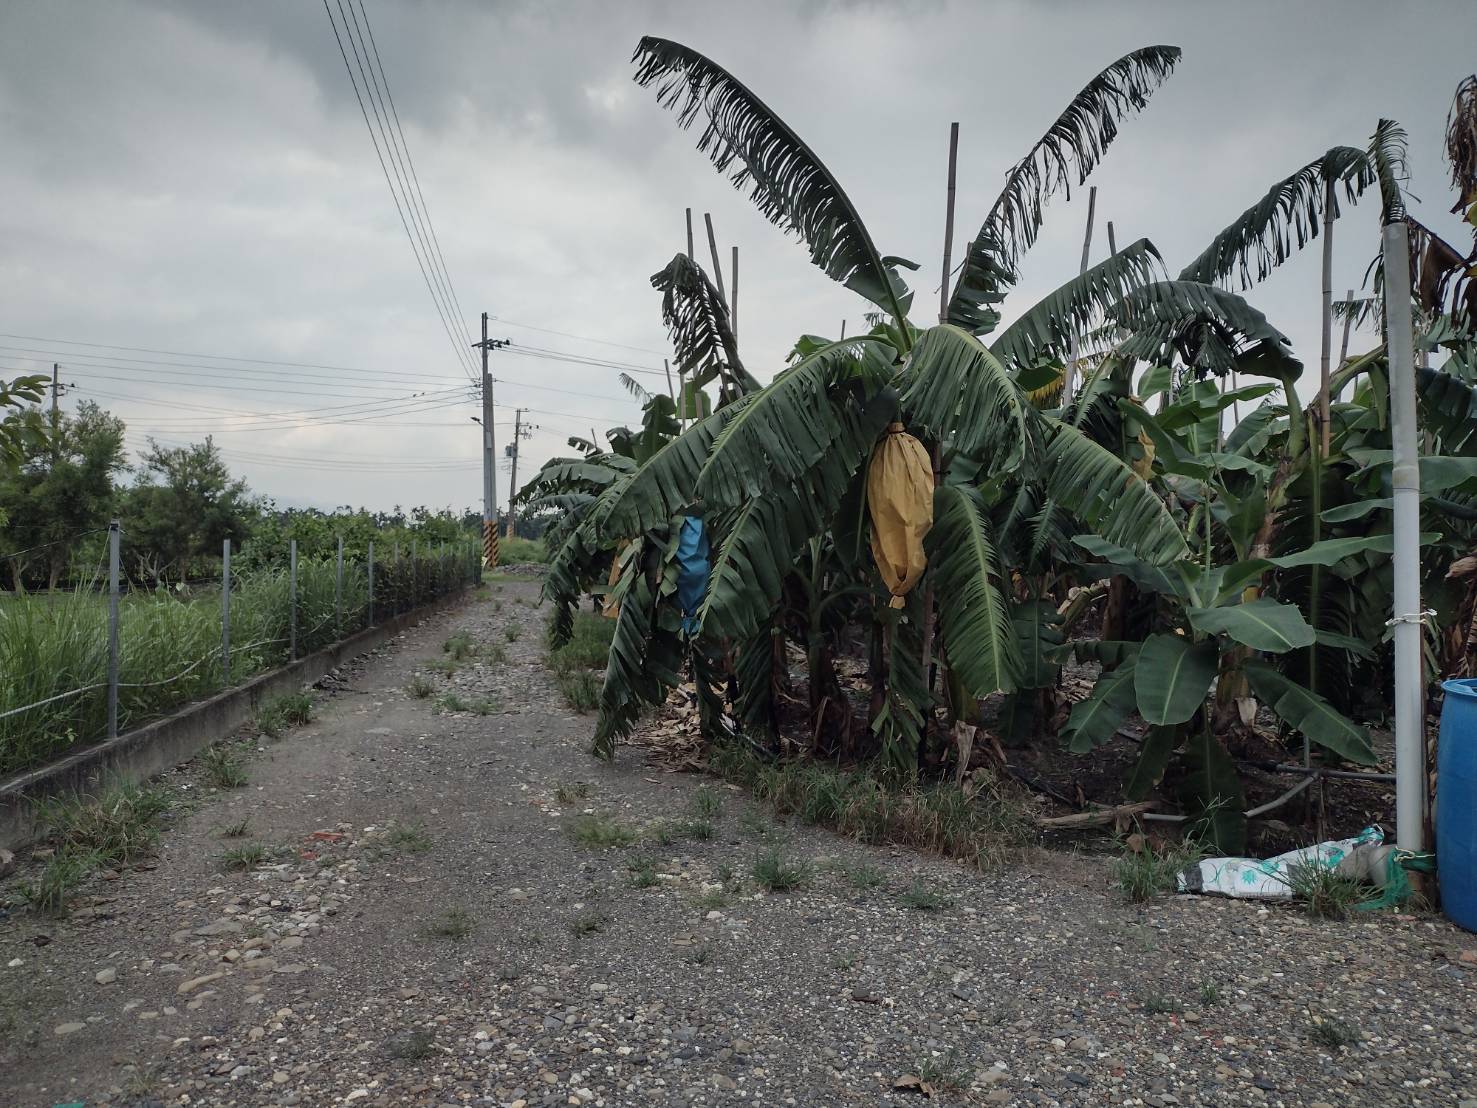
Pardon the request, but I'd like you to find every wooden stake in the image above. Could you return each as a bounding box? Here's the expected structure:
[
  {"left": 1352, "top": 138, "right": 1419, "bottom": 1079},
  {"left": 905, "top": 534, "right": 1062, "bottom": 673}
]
[
  {"left": 1106, "top": 220, "right": 1118, "bottom": 257},
  {"left": 1319, "top": 177, "right": 1335, "bottom": 454},
  {"left": 685, "top": 208, "right": 694, "bottom": 261},
  {"left": 1337, "top": 287, "right": 1355, "bottom": 403},
  {"left": 938, "top": 122, "right": 960, "bottom": 324},
  {"left": 1063, "top": 186, "right": 1097, "bottom": 404},
  {"left": 730, "top": 246, "right": 739, "bottom": 339},
  {"left": 663, "top": 358, "right": 676, "bottom": 408},
  {"left": 704, "top": 212, "right": 727, "bottom": 305}
]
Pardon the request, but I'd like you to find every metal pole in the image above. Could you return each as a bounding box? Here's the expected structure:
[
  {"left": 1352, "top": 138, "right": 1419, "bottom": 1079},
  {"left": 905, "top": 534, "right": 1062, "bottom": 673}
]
[
  {"left": 412, "top": 539, "right": 418, "bottom": 608},
  {"left": 335, "top": 535, "right": 344, "bottom": 637},
  {"left": 393, "top": 541, "right": 400, "bottom": 614},
  {"left": 221, "top": 538, "right": 232, "bottom": 685},
  {"left": 439, "top": 542, "right": 446, "bottom": 596},
  {"left": 685, "top": 207, "right": 694, "bottom": 261},
  {"left": 663, "top": 358, "right": 676, "bottom": 410},
  {"left": 289, "top": 538, "right": 298, "bottom": 661},
  {"left": 938, "top": 121, "right": 959, "bottom": 324},
  {"left": 107, "top": 519, "right": 120, "bottom": 740},
  {"left": 1384, "top": 219, "right": 1425, "bottom": 853},
  {"left": 367, "top": 540, "right": 375, "bottom": 627},
  {"left": 704, "top": 212, "right": 727, "bottom": 305}
]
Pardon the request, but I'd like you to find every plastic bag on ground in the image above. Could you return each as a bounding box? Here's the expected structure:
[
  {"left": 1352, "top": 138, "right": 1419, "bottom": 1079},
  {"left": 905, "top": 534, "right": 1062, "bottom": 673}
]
[{"left": 1177, "top": 826, "right": 1387, "bottom": 899}]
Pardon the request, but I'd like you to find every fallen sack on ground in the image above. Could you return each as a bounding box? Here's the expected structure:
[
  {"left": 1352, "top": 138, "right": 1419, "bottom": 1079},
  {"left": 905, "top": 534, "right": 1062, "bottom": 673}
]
[{"left": 1177, "top": 825, "right": 1403, "bottom": 903}]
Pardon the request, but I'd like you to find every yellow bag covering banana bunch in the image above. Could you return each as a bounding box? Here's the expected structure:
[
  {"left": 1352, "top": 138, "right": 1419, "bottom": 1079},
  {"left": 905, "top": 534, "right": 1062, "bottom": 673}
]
[{"left": 866, "top": 422, "right": 933, "bottom": 609}]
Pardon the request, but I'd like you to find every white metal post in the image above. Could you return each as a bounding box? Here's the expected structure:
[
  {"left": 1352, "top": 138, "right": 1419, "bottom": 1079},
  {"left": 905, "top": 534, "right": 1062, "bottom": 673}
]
[
  {"left": 1384, "top": 219, "right": 1426, "bottom": 852},
  {"left": 335, "top": 535, "right": 344, "bottom": 637},
  {"left": 221, "top": 539, "right": 232, "bottom": 684},
  {"left": 289, "top": 538, "right": 298, "bottom": 661},
  {"left": 107, "top": 520, "right": 120, "bottom": 740}
]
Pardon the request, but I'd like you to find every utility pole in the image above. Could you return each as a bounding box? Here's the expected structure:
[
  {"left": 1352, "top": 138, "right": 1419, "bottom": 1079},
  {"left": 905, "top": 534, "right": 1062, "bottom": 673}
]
[
  {"left": 472, "top": 312, "right": 511, "bottom": 569},
  {"left": 50, "top": 363, "right": 60, "bottom": 429},
  {"left": 504, "top": 407, "right": 536, "bottom": 539}
]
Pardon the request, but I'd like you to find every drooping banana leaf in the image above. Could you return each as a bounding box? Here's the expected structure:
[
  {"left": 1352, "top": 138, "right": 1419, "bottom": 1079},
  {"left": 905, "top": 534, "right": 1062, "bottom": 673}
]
[
  {"left": 1243, "top": 661, "right": 1377, "bottom": 764},
  {"left": 1071, "top": 535, "right": 1183, "bottom": 595},
  {"left": 696, "top": 337, "right": 895, "bottom": 508},
  {"left": 1186, "top": 597, "right": 1316, "bottom": 653},
  {"left": 1123, "top": 725, "right": 1178, "bottom": 801},
  {"left": 871, "top": 598, "right": 927, "bottom": 778},
  {"left": 593, "top": 539, "right": 685, "bottom": 758},
  {"left": 1111, "top": 280, "right": 1303, "bottom": 382},
  {"left": 603, "top": 404, "right": 741, "bottom": 537},
  {"left": 1416, "top": 366, "right": 1477, "bottom": 454},
  {"left": 899, "top": 324, "right": 1028, "bottom": 473},
  {"left": 1045, "top": 422, "right": 1190, "bottom": 565},
  {"left": 945, "top": 46, "right": 1181, "bottom": 334},
  {"left": 1012, "top": 598, "right": 1066, "bottom": 689},
  {"left": 1134, "top": 633, "right": 1217, "bottom": 725},
  {"left": 632, "top": 37, "right": 912, "bottom": 323},
  {"left": 989, "top": 238, "right": 1164, "bottom": 369},
  {"left": 698, "top": 386, "right": 895, "bottom": 641},
  {"left": 1062, "top": 654, "right": 1139, "bottom": 753},
  {"left": 1178, "top": 146, "right": 1373, "bottom": 289},
  {"left": 734, "top": 621, "right": 783, "bottom": 741},
  {"left": 926, "top": 485, "right": 1021, "bottom": 698},
  {"left": 651, "top": 252, "right": 760, "bottom": 402},
  {"left": 1181, "top": 727, "right": 1247, "bottom": 853}
]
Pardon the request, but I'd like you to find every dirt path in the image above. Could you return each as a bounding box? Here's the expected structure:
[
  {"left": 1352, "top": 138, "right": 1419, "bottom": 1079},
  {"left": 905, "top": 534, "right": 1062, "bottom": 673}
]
[{"left": 3, "top": 577, "right": 1475, "bottom": 1108}]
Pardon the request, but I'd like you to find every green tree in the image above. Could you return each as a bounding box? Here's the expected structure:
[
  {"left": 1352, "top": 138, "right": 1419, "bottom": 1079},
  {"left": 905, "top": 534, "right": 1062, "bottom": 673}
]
[
  {"left": 0, "top": 400, "right": 126, "bottom": 590},
  {"left": 120, "top": 437, "right": 256, "bottom": 582}
]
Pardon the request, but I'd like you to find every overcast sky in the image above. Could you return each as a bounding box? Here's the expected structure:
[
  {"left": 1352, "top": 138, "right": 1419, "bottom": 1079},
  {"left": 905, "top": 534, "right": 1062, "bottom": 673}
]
[{"left": 2, "top": 0, "right": 1473, "bottom": 517}]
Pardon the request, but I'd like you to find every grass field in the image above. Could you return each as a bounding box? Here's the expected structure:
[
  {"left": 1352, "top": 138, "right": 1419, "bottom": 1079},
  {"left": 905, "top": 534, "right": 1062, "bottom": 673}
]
[{"left": 0, "top": 548, "right": 474, "bottom": 777}]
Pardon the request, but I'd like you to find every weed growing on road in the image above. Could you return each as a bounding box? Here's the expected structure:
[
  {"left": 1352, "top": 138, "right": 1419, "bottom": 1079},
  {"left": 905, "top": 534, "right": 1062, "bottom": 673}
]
[
  {"left": 556, "top": 670, "right": 600, "bottom": 713},
  {"left": 1142, "top": 993, "right": 1183, "bottom": 1015},
  {"left": 1289, "top": 866, "right": 1368, "bottom": 919},
  {"left": 688, "top": 944, "right": 713, "bottom": 965},
  {"left": 565, "top": 813, "right": 639, "bottom": 849},
  {"left": 503, "top": 624, "right": 521, "bottom": 643},
  {"left": 692, "top": 888, "right": 730, "bottom": 909},
  {"left": 1308, "top": 1011, "right": 1359, "bottom": 1049},
  {"left": 425, "top": 656, "right": 461, "bottom": 677},
  {"left": 220, "top": 843, "right": 269, "bottom": 871},
  {"left": 1112, "top": 838, "right": 1203, "bottom": 903},
  {"left": 752, "top": 847, "right": 809, "bottom": 892},
  {"left": 839, "top": 861, "right": 885, "bottom": 890},
  {"left": 255, "top": 692, "right": 314, "bottom": 738},
  {"left": 11, "top": 852, "right": 94, "bottom": 917},
  {"left": 712, "top": 747, "right": 1032, "bottom": 870},
  {"left": 738, "top": 806, "right": 772, "bottom": 838},
  {"left": 444, "top": 630, "right": 477, "bottom": 661},
  {"left": 627, "top": 856, "right": 659, "bottom": 888},
  {"left": 555, "top": 781, "right": 590, "bottom": 804},
  {"left": 384, "top": 820, "right": 432, "bottom": 854},
  {"left": 1199, "top": 982, "right": 1221, "bottom": 1006},
  {"left": 216, "top": 817, "right": 251, "bottom": 838},
  {"left": 898, "top": 880, "right": 952, "bottom": 911},
  {"left": 424, "top": 907, "right": 475, "bottom": 940},
  {"left": 406, "top": 674, "right": 435, "bottom": 699},
  {"left": 434, "top": 693, "right": 499, "bottom": 716},
  {"left": 568, "top": 909, "right": 609, "bottom": 936},
  {"left": 200, "top": 745, "right": 248, "bottom": 789},
  {"left": 38, "top": 781, "right": 170, "bottom": 867},
  {"left": 388, "top": 1029, "right": 439, "bottom": 1060},
  {"left": 691, "top": 785, "right": 723, "bottom": 820},
  {"left": 914, "top": 1050, "right": 968, "bottom": 1093}
]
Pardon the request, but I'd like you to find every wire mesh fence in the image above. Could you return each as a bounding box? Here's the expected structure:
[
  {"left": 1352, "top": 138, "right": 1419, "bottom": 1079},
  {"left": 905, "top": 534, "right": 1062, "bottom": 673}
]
[{"left": 0, "top": 524, "right": 481, "bottom": 778}]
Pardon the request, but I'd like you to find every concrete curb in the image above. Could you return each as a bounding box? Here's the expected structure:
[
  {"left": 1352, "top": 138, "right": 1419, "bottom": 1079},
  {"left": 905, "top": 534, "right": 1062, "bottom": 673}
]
[{"left": 0, "top": 587, "right": 471, "bottom": 852}]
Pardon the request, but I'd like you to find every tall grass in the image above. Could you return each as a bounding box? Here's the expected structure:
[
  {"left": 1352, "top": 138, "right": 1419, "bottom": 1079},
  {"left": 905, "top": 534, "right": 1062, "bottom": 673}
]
[
  {"left": 0, "top": 550, "right": 465, "bottom": 776},
  {"left": 499, "top": 536, "right": 547, "bottom": 565}
]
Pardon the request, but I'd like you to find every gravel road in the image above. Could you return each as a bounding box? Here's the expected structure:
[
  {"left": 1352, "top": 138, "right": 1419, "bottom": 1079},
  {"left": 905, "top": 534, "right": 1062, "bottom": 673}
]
[{"left": 2, "top": 576, "right": 1475, "bottom": 1108}]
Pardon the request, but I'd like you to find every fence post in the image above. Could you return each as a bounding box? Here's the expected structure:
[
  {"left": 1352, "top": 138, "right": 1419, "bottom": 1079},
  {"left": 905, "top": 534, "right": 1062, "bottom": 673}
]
[
  {"left": 221, "top": 538, "right": 232, "bottom": 685},
  {"left": 107, "top": 519, "right": 120, "bottom": 740},
  {"left": 439, "top": 542, "right": 446, "bottom": 597},
  {"left": 367, "top": 540, "right": 375, "bottom": 627},
  {"left": 289, "top": 538, "right": 298, "bottom": 661},
  {"left": 412, "top": 539, "right": 418, "bottom": 609},
  {"left": 393, "top": 541, "right": 401, "bottom": 615},
  {"left": 335, "top": 535, "right": 344, "bottom": 638}
]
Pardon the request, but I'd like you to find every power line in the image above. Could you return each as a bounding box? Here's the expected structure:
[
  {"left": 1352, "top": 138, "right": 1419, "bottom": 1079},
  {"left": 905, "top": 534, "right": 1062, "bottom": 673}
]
[
  {"left": 338, "top": 0, "right": 468, "bottom": 366},
  {"left": 322, "top": 0, "right": 478, "bottom": 382},
  {"left": 495, "top": 317, "right": 668, "bottom": 357},
  {"left": 352, "top": 0, "right": 474, "bottom": 346}
]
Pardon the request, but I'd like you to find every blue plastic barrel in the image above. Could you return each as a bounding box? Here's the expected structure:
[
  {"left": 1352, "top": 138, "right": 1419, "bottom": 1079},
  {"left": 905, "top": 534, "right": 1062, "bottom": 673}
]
[{"left": 1439, "top": 679, "right": 1477, "bottom": 932}]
